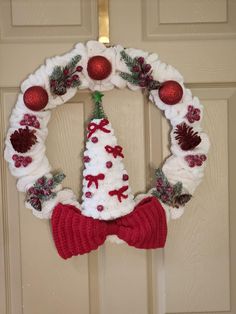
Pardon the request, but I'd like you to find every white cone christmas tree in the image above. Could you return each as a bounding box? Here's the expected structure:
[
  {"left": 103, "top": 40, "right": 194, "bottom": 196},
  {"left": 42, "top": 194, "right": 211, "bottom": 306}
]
[{"left": 81, "top": 91, "right": 135, "bottom": 220}]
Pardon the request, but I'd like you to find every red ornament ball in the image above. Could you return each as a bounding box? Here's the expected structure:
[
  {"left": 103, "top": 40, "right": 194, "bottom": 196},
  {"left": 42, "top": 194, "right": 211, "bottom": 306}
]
[
  {"left": 158, "top": 80, "right": 183, "bottom": 105},
  {"left": 23, "top": 86, "right": 48, "bottom": 111},
  {"left": 87, "top": 56, "right": 112, "bottom": 80}
]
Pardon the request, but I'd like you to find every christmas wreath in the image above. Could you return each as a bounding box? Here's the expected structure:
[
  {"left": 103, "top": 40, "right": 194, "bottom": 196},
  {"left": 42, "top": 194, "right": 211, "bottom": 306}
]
[{"left": 4, "top": 41, "right": 210, "bottom": 259}]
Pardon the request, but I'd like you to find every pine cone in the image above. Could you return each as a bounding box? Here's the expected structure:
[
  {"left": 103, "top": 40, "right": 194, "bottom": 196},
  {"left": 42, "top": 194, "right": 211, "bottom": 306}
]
[
  {"left": 174, "top": 194, "right": 192, "bottom": 207},
  {"left": 29, "top": 197, "right": 42, "bottom": 211},
  {"left": 10, "top": 127, "right": 37, "bottom": 153},
  {"left": 174, "top": 123, "right": 201, "bottom": 151}
]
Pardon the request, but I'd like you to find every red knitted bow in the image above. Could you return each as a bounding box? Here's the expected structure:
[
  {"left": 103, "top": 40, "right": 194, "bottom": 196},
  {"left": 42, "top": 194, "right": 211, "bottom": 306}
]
[
  {"left": 105, "top": 145, "right": 124, "bottom": 158},
  {"left": 51, "top": 196, "right": 167, "bottom": 259},
  {"left": 109, "top": 185, "right": 128, "bottom": 202},
  {"left": 87, "top": 119, "right": 111, "bottom": 138},
  {"left": 85, "top": 173, "right": 105, "bottom": 188}
]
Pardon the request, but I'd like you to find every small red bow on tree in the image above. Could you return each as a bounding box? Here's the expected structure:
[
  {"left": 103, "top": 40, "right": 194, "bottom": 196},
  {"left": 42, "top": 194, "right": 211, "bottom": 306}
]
[
  {"left": 87, "top": 119, "right": 111, "bottom": 138},
  {"left": 105, "top": 145, "right": 124, "bottom": 158},
  {"left": 85, "top": 174, "right": 105, "bottom": 189},
  {"left": 109, "top": 185, "right": 129, "bottom": 202}
]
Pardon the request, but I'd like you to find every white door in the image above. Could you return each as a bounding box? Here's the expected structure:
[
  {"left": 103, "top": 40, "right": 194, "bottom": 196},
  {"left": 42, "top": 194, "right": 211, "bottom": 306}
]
[{"left": 0, "top": 0, "right": 235, "bottom": 313}]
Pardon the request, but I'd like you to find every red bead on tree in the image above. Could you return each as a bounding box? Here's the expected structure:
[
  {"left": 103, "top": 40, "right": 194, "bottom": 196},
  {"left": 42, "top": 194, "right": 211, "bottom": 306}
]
[
  {"left": 158, "top": 80, "right": 183, "bottom": 105},
  {"left": 23, "top": 86, "right": 48, "bottom": 111},
  {"left": 87, "top": 56, "right": 112, "bottom": 80}
]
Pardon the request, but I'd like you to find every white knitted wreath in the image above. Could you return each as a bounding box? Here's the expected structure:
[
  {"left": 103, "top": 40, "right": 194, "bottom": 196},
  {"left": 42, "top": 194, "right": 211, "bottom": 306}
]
[{"left": 4, "top": 41, "right": 210, "bottom": 221}]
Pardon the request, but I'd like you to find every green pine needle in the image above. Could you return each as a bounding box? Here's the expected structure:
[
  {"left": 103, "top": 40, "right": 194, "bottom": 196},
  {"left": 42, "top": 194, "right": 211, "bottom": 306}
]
[{"left": 120, "top": 50, "right": 137, "bottom": 70}]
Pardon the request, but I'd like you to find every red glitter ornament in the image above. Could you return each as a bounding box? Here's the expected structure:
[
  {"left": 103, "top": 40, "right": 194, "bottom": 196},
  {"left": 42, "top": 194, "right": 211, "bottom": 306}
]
[
  {"left": 23, "top": 86, "right": 48, "bottom": 111},
  {"left": 158, "top": 80, "right": 183, "bottom": 105},
  {"left": 87, "top": 56, "right": 112, "bottom": 80}
]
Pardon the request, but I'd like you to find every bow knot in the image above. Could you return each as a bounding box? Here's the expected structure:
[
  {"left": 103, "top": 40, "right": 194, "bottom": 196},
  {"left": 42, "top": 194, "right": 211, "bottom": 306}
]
[
  {"left": 85, "top": 173, "right": 105, "bottom": 189},
  {"left": 51, "top": 196, "right": 168, "bottom": 259},
  {"left": 109, "top": 186, "right": 129, "bottom": 202},
  {"left": 87, "top": 119, "right": 110, "bottom": 138},
  {"left": 105, "top": 145, "right": 124, "bottom": 158}
]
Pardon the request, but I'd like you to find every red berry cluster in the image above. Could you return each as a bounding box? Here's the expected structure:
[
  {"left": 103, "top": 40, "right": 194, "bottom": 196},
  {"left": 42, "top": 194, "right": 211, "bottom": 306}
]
[
  {"left": 50, "top": 65, "right": 83, "bottom": 96},
  {"left": 132, "top": 57, "right": 154, "bottom": 88},
  {"left": 156, "top": 178, "right": 174, "bottom": 203},
  {"left": 12, "top": 154, "right": 32, "bottom": 168},
  {"left": 20, "top": 114, "right": 40, "bottom": 128},
  {"left": 186, "top": 105, "right": 201, "bottom": 123},
  {"left": 184, "top": 154, "right": 207, "bottom": 167}
]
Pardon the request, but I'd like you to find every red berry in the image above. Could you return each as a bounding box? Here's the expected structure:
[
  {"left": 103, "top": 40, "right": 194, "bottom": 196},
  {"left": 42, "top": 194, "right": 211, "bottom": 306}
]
[
  {"left": 132, "top": 65, "right": 140, "bottom": 73},
  {"left": 97, "top": 205, "right": 104, "bottom": 212},
  {"left": 34, "top": 121, "right": 40, "bottom": 128},
  {"left": 122, "top": 174, "right": 129, "bottom": 181},
  {"left": 66, "top": 79, "right": 72, "bottom": 87},
  {"left": 76, "top": 65, "right": 83, "bottom": 72},
  {"left": 12, "top": 154, "right": 18, "bottom": 161},
  {"left": 20, "top": 120, "right": 25, "bottom": 126},
  {"left": 72, "top": 74, "right": 79, "bottom": 80},
  {"left": 184, "top": 155, "right": 192, "bottom": 162},
  {"left": 22, "top": 160, "right": 29, "bottom": 167},
  {"left": 91, "top": 137, "right": 98, "bottom": 143},
  {"left": 189, "top": 160, "right": 195, "bottom": 167},
  {"left": 50, "top": 80, "right": 56, "bottom": 87},
  {"left": 63, "top": 69, "right": 69, "bottom": 76},
  {"left": 47, "top": 179, "right": 53, "bottom": 186},
  {"left": 83, "top": 156, "right": 91, "bottom": 163},
  {"left": 137, "top": 57, "right": 144, "bottom": 64},
  {"left": 15, "top": 161, "right": 21, "bottom": 168},
  {"left": 28, "top": 187, "right": 35, "bottom": 194},
  {"left": 37, "top": 177, "right": 45, "bottom": 185},
  {"left": 156, "top": 178, "right": 163, "bottom": 187},
  {"left": 43, "top": 189, "right": 51, "bottom": 196},
  {"left": 85, "top": 191, "right": 92, "bottom": 198},
  {"left": 139, "top": 81, "right": 146, "bottom": 87},
  {"left": 106, "top": 161, "right": 113, "bottom": 168},
  {"left": 143, "top": 64, "right": 151, "bottom": 73},
  {"left": 200, "top": 154, "right": 207, "bottom": 161},
  {"left": 25, "top": 156, "right": 32, "bottom": 163},
  {"left": 196, "top": 159, "right": 203, "bottom": 166}
]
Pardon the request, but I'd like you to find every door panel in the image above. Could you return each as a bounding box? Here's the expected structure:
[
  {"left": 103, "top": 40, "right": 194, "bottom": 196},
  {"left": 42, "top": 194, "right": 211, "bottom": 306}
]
[{"left": 1, "top": 0, "right": 235, "bottom": 314}]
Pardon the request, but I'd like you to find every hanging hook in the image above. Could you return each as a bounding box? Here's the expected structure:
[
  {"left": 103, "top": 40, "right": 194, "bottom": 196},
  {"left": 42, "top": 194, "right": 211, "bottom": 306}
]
[{"left": 98, "top": 0, "right": 110, "bottom": 45}]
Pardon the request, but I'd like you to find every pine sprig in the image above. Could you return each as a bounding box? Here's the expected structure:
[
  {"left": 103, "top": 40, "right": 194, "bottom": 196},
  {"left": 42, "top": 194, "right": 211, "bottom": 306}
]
[
  {"left": 120, "top": 72, "right": 139, "bottom": 85},
  {"left": 120, "top": 50, "right": 160, "bottom": 90},
  {"left": 49, "top": 55, "right": 83, "bottom": 96},
  {"left": 66, "top": 55, "right": 81, "bottom": 70},
  {"left": 120, "top": 50, "right": 137, "bottom": 70},
  {"left": 152, "top": 168, "right": 192, "bottom": 208},
  {"left": 26, "top": 172, "right": 66, "bottom": 211}
]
